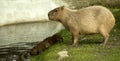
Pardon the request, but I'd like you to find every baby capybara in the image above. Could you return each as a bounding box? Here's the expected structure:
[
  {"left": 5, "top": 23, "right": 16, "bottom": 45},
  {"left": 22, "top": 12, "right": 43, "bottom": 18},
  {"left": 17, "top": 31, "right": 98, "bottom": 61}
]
[
  {"left": 48, "top": 6, "right": 115, "bottom": 46},
  {"left": 30, "top": 34, "right": 62, "bottom": 55}
]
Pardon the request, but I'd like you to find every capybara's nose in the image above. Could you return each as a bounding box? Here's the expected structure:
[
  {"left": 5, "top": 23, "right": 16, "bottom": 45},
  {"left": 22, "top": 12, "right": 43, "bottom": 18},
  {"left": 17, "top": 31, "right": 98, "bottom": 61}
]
[
  {"left": 48, "top": 13, "right": 50, "bottom": 17},
  {"left": 48, "top": 13, "right": 52, "bottom": 20}
]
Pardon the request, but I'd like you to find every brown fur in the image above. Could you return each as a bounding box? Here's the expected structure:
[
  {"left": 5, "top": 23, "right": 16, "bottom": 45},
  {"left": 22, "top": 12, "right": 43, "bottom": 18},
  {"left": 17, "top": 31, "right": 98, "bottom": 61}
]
[
  {"left": 30, "top": 34, "right": 62, "bottom": 55},
  {"left": 48, "top": 6, "right": 115, "bottom": 46}
]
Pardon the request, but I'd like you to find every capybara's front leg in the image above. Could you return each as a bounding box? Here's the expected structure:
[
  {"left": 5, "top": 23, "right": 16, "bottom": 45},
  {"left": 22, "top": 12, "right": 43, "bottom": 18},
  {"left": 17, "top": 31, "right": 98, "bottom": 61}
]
[{"left": 72, "top": 34, "right": 79, "bottom": 46}]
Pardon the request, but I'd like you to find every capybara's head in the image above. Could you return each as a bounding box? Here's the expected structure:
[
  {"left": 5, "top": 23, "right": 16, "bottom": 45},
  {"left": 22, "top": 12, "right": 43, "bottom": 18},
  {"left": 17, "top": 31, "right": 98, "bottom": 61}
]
[
  {"left": 30, "top": 47, "right": 38, "bottom": 55},
  {"left": 48, "top": 6, "right": 64, "bottom": 21},
  {"left": 30, "top": 46, "right": 43, "bottom": 55}
]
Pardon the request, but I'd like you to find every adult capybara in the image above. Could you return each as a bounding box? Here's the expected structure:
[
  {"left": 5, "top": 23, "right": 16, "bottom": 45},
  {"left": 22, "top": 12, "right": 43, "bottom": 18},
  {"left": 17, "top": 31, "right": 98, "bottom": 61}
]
[
  {"left": 48, "top": 6, "right": 115, "bottom": 46},
  {"left": 30, "top": 34, "right": 63, "bottom": 55}
]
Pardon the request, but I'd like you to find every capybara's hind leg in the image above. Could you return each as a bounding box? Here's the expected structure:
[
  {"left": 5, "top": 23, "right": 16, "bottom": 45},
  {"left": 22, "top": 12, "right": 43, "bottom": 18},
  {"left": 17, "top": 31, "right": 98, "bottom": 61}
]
[
  {"left": 103, "top": 36, "right": 109, "bottom": 46},
  {"left": 99, "top": 25, "right": 109, "bottom": 46}
]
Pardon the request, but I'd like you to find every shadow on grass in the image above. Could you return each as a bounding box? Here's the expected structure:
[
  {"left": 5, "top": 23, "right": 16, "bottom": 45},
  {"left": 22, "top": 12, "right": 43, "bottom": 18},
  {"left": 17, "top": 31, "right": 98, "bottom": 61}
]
[{"left": 79, "top": 39, "right": 102, "bottom": 45}]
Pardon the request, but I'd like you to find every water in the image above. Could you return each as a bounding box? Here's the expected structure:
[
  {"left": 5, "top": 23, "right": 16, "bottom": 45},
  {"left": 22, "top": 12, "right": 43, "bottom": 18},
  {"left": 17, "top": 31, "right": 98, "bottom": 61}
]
[{"left": 0, "top": 46, "right": 31, "bottom": 61}]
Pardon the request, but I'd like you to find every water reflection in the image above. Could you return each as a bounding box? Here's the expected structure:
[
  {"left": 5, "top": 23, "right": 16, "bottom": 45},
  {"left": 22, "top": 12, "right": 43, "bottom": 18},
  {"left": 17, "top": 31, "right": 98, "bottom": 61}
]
[{"left": 0, "top": 42, "right": 38, "bottom": 61}]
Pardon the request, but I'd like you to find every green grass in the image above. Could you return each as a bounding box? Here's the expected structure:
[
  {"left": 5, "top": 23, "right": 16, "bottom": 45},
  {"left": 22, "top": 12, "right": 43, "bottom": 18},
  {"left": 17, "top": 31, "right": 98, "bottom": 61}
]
[{"left": 31, "top": 8, "right": 120, "bottom": 61}]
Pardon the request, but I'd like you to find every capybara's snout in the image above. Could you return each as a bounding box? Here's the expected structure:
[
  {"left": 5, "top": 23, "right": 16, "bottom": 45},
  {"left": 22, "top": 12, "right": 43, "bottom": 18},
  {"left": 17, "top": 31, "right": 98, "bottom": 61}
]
[{"left": 48, "top": 11, "right": 53, "bottom": 20}]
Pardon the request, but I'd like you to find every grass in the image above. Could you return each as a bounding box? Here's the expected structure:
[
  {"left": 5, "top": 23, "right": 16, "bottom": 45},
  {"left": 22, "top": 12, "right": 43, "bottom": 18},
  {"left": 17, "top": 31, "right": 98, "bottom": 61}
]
[{"left": 31, "top": 8, "right": 120, "bottom": 61}]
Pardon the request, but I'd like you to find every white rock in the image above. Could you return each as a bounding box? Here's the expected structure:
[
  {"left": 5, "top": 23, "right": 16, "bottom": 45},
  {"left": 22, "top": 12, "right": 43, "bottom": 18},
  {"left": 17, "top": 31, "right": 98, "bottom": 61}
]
[{"left": 58, "top": 50, "right": 69, "bottom": 58}]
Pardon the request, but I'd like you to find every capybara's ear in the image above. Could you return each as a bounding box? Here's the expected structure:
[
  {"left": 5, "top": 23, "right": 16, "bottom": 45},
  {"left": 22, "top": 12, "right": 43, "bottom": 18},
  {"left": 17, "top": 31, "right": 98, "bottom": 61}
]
[
  {"left": 55, "top": 6, "right": 64, "bottom": 11},
  {"left": 45, "top": 42, "right": 50, "bottom": 48},
  {"left": 60, "top": 6, "right": 64, "bottom": 10}
]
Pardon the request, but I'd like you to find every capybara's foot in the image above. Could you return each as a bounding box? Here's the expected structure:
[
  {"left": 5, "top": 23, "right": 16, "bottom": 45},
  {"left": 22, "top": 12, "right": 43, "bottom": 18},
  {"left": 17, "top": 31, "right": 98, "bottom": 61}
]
[
  {"left": 100, "top": 43, "right": 106, "bottom": 46},
  {"left": 71, "top": 43, "right": 78, "bottom": 47}
]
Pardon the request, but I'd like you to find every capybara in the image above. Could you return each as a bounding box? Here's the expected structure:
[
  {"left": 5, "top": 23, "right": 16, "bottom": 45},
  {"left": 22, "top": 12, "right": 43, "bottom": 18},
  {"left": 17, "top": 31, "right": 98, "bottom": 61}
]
[
  {"left": 30, "top": 34, "right": 63, "bottom": 55},
  {"left": 48, "top": 6, "right": 115, "bottom": 46}
]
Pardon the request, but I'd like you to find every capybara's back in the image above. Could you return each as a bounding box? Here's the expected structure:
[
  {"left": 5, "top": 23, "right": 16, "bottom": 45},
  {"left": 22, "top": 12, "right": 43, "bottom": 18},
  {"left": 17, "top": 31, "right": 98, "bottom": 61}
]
[
  {"left": 48, "top": 6, "right": 115, "bottom": 46},
  {"left": 76, "top": 6, "right": 115, "bottom": 46},
  {"left": 76, "top": 6, "right": 115, "bottom": 34}
]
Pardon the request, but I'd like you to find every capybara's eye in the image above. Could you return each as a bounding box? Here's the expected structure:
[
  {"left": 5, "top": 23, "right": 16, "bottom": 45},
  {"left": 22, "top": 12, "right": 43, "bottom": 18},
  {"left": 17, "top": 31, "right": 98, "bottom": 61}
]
[
  {"left": 54, "top": 9, "right": 58, "bottom": 12},
  {"left": 37, "top": 51, "right": 39, "bottom": 54}
]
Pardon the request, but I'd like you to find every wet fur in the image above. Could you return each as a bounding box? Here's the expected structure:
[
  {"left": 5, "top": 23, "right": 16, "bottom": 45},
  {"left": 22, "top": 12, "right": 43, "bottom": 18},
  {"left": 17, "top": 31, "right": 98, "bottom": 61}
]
[
  {"left": 30, "top": 34, "right": 62, "bottom": 55},
  {"left": 48, "top": 6, "right": 115, "bottom": 46}
]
